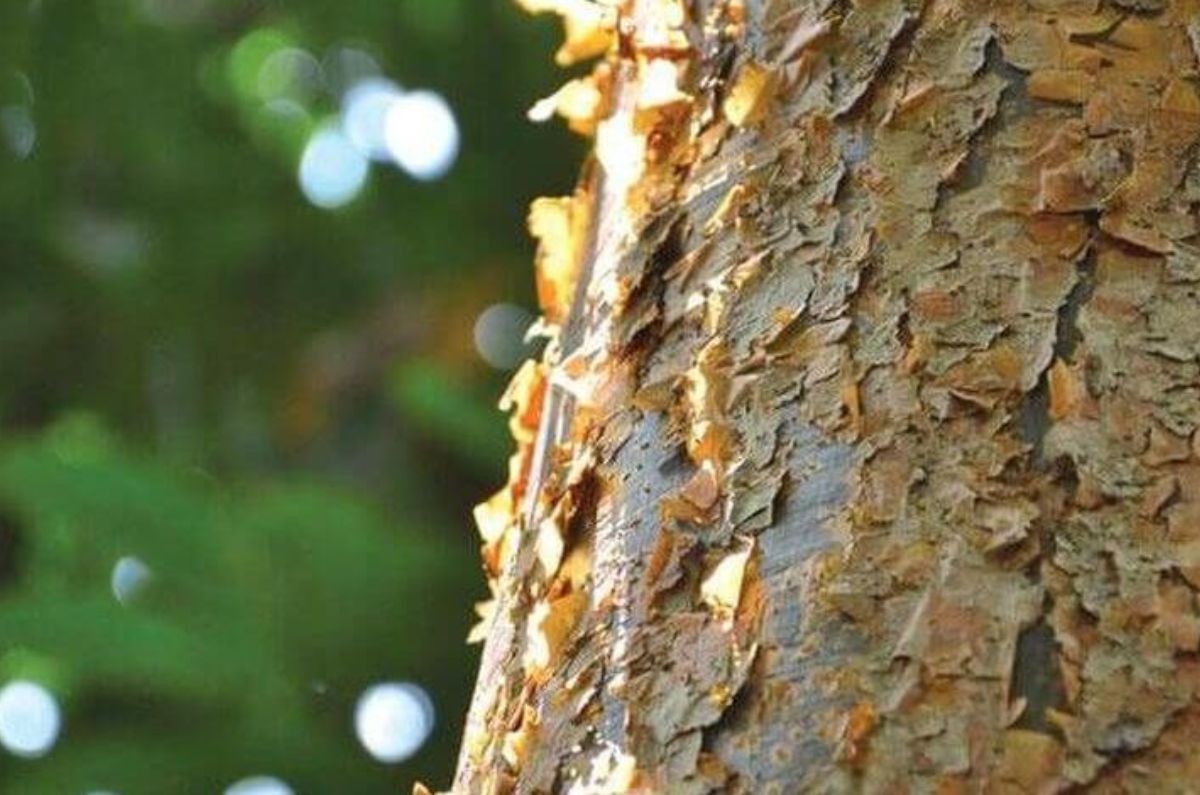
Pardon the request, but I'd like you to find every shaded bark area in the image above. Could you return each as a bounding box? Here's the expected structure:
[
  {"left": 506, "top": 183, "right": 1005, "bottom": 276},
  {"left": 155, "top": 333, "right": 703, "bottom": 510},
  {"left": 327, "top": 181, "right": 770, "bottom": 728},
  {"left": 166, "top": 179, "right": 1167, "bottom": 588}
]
[{"left": 454, "top": 0, "right": 1200, "bottom": 792}]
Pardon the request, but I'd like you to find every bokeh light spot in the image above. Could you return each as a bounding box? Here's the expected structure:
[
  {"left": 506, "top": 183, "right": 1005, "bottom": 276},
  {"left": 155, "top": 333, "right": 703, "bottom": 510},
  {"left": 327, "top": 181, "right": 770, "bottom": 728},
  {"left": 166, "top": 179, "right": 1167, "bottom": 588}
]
[
  {"left": 1, "top": 105, "right": 35, "bottom": 159},
  {"left": 323, "top": 46, "right": 381, "bottom": 98},
  {"left": 473, "top": 303, "right": 534, "bottom": 370},
  {"left": 298, "top": 125, "right": 369, "bottom": 209},
  {"left": 111, "top": 556, "right": 152, "bottom": 605},
  {"left": 257, "top": 47, "right": 322, "bottom": 101},
  {"left": 0, "top": 680, "right": 61, "bottom": 758},
  {"left": 57, "top": 210, "right": 147, "bottom": 276},
  {"left": 228, "top": 28, "right": 292, "bottom": 101},
  {"left": 341, "top": 78, "right": 403, "bottom": 162},
  {"left": 354, "top": 681, "right": 434, "bottom": 763},
  {"left": 224, "top": 776, "right": 294, "bottom": 795},
  {"left": 383, "top": 90, "right": 459, "bottom": 181}
]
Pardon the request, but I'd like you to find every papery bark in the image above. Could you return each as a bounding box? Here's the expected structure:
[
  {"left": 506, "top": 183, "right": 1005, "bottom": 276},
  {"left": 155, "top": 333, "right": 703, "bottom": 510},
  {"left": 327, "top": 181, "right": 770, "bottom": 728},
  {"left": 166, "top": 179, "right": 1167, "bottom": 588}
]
[{"left": 452, "top": 0, "right": 1200, "bottom": 792}]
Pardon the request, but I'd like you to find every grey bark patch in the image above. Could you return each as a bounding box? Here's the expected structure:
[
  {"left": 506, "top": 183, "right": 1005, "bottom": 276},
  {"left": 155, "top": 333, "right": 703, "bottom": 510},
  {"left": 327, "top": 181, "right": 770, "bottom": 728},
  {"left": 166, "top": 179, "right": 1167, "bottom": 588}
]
[{"left": 761, "top": 421, "right": 852, "bottom": 577}]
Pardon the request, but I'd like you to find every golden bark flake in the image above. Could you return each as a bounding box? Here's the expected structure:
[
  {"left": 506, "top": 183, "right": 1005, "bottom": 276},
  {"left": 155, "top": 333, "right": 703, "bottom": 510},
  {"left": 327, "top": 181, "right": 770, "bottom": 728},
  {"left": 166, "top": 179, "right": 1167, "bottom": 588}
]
[
  {"left": 478, "top": 502, "right": 520, "bottom": 578},
  {"left": 501, "top": 361, "right": 545, "bottom": 506},
  {"left": 634, "top": 0, "right": 691, "bottom": 54},
  {"left": 700, "top": 539, "right": 753, "bottom": 618},
  {"left": 500, "top": 359, "right": 546, "bottom": 445},
  {"left": 835, "top": 701, "right": 878, "bottom": 768},
  {"left": 500, "top": 728, "right": 528, "bottom": 772},
  {"left": 1047, "top": 358, "right": 1089, "bottom": 421},
  {"left": 1027, "top": 70, "right": 1097, "bottom": 105},
  {"left": 634, "top": 58, "right": 693, "bottom": 125},
  {"left": 528, "top": 193, "right": 591, "bottom": 324},
  {"left": 566, "top": 745, "right": 639, "bottom": 795},
  {"left": 557, "top": 542, "right": 592, "bottom": 591},
  {"left": 523, "top": 590, "right": 587, "bottom": 680},
  {"left": 841, "top": 377, "right": 862, "bottom": 438},
  {"left": 527, "top": 67, "right": 613, "bottom": 136},
  {"left": 717, "top": 0, "right": 746, "bottom": 36},
  {"left": 473, "top": 488, "right": 513, "bottom": 547},
  {"left": 501, "top": 706, "right": 538, "bottom": 770},
  {"left": 472, "top": 359, "right": 548, "bottom": 579},
  {"left": 722, "top": 62, "right": 775, "bottom": 127},
  {"left": 682, "top": 340, "right": 731, "bottom": 467},
  {"left": 533, "top": 513, "right": 565, "bottom": 580},
  {"left": 467, "top": 597, "right": 498, "bottom": 645},
  {"left": 643, "top": 0, "right": 685, "bottom": 26},
  {"left": 940, "top": 343, "right": 1023, "bottom": 407},
  {"left": 514, "top": 0, "right": 617, "bottom": 66}
]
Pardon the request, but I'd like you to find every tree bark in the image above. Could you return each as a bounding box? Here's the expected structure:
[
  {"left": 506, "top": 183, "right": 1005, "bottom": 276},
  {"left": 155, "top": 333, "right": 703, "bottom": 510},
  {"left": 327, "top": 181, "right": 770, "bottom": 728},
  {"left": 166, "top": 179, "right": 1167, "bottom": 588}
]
[{"left": 452, "top": 0, "right": 1200, "bottom": 792}]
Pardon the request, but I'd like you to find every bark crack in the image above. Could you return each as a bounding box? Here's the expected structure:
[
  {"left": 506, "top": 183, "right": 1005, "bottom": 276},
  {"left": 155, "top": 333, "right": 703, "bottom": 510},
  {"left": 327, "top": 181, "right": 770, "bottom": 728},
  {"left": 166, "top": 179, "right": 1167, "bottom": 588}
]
[
  {"left": 1017, "top": 223, "right": 1098, "bottom": 458},
  {"left": 1010, "top": 617, "right": 1068, "bottom": 735}
]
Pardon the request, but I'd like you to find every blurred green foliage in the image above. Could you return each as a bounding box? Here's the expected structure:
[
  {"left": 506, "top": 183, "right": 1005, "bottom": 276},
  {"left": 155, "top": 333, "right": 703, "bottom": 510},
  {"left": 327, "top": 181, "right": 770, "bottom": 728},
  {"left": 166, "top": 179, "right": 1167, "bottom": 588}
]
[
  {"left": 0, "top": 413, "right": 475, "bottom": 792},
  {"left": 0, "top": 0, "right": 579, "bottom": 790}
]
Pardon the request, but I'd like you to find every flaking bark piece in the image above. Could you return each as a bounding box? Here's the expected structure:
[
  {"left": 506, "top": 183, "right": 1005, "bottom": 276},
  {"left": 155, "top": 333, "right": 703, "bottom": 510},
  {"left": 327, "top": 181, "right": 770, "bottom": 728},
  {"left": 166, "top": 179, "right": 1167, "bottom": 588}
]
[
  {"left": 523, "top": 589, "right": 588, "bottom": 683},
  {"left": 529, "top": 192, "right": 592, "bottom": 323},
  {"left": 514, "top": 0, "right": 617, "bottom": 66},
  {"left": 723, "top": 62, "right": 777, "bottom": 126},
  {"left": 700, "top": 538, "right": 753, "bottom": 618},
  {"left": 528, "top": 66, "right": 614, "bottom": 136}
]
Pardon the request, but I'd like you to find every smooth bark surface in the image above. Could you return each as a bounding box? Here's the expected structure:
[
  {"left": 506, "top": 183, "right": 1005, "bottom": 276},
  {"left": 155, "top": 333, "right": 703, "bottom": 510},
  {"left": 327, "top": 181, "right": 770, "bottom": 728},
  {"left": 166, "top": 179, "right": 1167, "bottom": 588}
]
[{"left": 453, "top": 0, "right": 1200, "bottom": 791}]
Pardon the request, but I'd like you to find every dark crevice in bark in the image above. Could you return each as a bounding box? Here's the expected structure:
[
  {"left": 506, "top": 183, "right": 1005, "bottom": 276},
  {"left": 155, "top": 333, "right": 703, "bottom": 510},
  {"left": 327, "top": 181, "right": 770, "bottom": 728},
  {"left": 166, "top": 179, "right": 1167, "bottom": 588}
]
[
  {"left": 1017, "top": 220, "right": 1098, "bottom": 456},
  {"left": 1016, "top": 378, "right": 1051, "bottom": 456},
  {"left": 619, "top": 212, "right": 686, "bottom": 362},
  {"left": 650, "top": 537, "right": 706, "bottom": 613},
  {"left": 1011, "top": 617, "right": 1069, "bottom": 735},
  {"left": 833, "top": 2, "right": 924, "bottom": 121},
  {"left": 1063, "top": 12, "right": 1127, "bottom": 44},
  {"left": 944, "top": 39, "right": 1027, "bottom": 202},
  {"left": 1053, "top": 225, "right": 1099, "bottom": 362},
  {"left": 567, "top": 470, "right": 601, "bottom": 554}
]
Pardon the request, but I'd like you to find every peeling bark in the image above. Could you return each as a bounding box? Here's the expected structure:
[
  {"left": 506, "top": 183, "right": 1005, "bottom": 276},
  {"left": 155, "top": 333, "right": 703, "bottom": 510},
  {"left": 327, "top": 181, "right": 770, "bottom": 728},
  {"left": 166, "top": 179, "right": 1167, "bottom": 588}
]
[{"left": 448, "top": 0, "right": 1200, "bottom": 792}]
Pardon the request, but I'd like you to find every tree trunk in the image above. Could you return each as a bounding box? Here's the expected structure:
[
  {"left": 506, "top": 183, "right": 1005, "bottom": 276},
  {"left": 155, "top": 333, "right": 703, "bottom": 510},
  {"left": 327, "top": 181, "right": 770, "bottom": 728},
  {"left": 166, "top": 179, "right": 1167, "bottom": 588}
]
[{"left": 452, "top": 0, "right": 1200, "bottom": 791}]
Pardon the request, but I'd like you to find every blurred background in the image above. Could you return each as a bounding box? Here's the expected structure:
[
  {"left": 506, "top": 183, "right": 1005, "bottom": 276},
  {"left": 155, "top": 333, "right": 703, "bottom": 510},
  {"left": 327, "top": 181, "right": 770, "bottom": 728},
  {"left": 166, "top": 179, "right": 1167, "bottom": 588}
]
[{"left": 0, "top": 0, "right": 581, "bottom": 791}]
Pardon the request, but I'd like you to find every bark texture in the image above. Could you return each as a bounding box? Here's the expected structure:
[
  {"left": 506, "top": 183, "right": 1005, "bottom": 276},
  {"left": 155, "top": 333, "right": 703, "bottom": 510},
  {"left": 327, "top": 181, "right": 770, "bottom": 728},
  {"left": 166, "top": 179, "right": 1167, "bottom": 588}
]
[{"left": 452, "top": 0, "right": 1200, "bottom": 791}]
